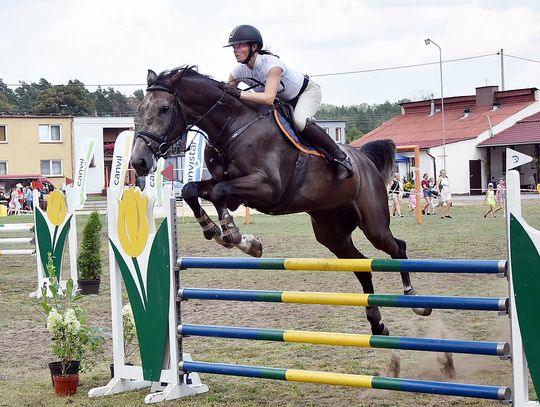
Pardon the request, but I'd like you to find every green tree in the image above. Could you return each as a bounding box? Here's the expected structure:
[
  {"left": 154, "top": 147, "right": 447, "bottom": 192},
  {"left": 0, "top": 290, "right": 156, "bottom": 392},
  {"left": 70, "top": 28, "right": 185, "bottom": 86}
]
[
  {"left": 0, "top": 79, "right": 17, "bottom": 110},
  {"left": 0, "top": 92, "right": 14, "bottom": 111},
  {"left": 15, "top": 78, "right": 52, "bottom": 112},
  {"left": 34, "top": 80, "right": 94, "bottom": 115},
  {"left": 92, "top": 87, "right": 135, "bottom": 116}
]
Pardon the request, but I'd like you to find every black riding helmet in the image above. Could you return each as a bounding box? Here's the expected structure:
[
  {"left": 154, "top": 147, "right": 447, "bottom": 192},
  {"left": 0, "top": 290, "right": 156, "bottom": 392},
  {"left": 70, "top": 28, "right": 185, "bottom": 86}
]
[
  {"left": 225, "top": 24, "right": 263, "bottom": 49},
  {"left": 225, "top": 25, "right": 263, "bottom": 64}
]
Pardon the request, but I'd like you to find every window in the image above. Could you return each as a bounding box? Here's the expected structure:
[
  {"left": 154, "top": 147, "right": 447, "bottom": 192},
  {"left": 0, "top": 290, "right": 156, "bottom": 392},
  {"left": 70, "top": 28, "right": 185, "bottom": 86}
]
[
  {"left": 0, "top": 125, "right": 6, "bottom": 142},
  {"left": 39, "top": 124, "right": 62, "bottom": 142},
  {"left": 0, "top": 161, "right": 6, "bottom": 175},
  {"left": 40, "top": 160, "right": 63, "bottom": 176},
  {"left": 323, "top": 127, "right": 330, "bottom": 134},
  {"left": 335, "top": 127, "right": 342, "bottom": 142}
]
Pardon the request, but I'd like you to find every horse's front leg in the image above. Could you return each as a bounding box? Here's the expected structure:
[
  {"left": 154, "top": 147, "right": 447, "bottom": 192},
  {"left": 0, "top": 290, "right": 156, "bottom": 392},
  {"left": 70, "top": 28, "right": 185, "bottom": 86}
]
[
  {"left": 210, "top": 173, "right": 270, "bottom": 257},
  {"left": 182, "top": 180, "right": 233, "bottom": 247}
]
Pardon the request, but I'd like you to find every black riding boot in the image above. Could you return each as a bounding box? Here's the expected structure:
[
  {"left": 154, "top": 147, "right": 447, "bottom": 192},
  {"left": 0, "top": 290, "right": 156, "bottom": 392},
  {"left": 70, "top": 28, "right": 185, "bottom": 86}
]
[{"left": 301, "top": 119, "right": 354, "bottom": 180}]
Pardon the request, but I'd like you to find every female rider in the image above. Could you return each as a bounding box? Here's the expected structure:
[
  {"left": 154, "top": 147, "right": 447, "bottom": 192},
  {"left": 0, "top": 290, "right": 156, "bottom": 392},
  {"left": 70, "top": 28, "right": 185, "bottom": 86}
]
[{"left": 222, "top": 24, "right": 353, "bottom": 180}]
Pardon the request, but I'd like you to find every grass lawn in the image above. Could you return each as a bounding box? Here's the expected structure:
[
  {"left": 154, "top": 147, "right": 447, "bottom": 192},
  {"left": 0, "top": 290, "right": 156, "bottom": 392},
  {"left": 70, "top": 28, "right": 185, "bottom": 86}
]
[{"left": 0, "top": 199, "right": 539, "bottom": 406}]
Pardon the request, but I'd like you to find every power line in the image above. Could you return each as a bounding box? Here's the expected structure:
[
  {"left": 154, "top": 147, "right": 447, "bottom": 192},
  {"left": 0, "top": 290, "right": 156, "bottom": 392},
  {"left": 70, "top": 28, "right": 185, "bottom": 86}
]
[
  {"left": 310, "top": 53, "right": 498, "bottom": 77},
  {"left": 504, "top": 54, "right": 540, "bottom": 64}
]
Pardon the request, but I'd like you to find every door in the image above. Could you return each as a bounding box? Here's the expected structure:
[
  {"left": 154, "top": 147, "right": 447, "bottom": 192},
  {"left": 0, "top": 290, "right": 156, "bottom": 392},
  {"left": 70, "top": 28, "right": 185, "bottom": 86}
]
[{"left": 469, "top": 160, "right": 482, "bottom": 195}]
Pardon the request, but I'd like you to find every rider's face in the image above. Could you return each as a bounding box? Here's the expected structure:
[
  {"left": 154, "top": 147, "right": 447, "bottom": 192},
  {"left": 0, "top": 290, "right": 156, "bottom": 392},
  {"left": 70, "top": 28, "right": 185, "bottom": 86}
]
[{"left": 232, "top": 43, "right": 252, "bottom": 62}]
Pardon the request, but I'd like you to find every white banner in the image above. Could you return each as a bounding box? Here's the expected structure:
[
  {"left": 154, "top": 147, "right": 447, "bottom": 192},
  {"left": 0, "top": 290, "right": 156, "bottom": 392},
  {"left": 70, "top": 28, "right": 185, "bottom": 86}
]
[
  {"left": 145, "top": 157, "right": 165, "bottom": 206},
  {"left": 183, "top": 128, "right": 206, "bottom": 185},
  {"left": 506, "top": 148, "right": 533, "bottom": 171},
  {"left": 108, "top": 130, "right": 134, "bottom": 200},
  {"left": 71, "top": 137, "right": 97, "bottom": 210}
]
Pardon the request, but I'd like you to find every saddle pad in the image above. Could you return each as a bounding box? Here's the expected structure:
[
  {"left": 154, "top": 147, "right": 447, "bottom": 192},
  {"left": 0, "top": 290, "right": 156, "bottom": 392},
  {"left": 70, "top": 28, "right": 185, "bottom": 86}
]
[{"left": 273, "top": 110, "right": 323, "bottom": 157}]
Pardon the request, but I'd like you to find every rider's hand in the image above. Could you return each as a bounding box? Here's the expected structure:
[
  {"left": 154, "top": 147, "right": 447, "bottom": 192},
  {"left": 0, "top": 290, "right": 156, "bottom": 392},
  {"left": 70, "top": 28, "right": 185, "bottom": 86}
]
[{"left": 222, "top": 83, "right": 241, "bottom": 98}]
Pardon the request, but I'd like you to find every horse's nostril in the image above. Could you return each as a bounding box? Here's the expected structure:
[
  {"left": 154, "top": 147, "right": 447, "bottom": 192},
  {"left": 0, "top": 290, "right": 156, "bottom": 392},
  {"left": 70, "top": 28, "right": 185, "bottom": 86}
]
[{"left": 131, "top": 157, "right": 149, "bottom": 177}]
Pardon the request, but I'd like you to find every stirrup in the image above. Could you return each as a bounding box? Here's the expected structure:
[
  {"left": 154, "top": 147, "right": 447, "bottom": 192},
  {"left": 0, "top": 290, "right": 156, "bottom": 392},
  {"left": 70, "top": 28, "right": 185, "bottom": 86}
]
[{"left": 334, "top": 156, "right": 354, "bottom": 180}]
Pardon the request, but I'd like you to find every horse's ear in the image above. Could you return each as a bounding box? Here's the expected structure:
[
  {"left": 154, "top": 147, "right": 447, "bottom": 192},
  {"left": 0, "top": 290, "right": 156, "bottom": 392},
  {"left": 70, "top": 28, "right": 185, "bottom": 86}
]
[{"left": 147, "top": 70, "right": 158, "bottom": 86}]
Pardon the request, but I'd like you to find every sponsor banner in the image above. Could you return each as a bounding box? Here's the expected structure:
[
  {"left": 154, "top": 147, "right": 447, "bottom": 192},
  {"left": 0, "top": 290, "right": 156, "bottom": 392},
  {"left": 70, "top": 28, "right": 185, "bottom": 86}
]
[
  {"left": 109, "top": 130, "right": 135, "bottom": 200},
  {"left": 72, "top": 137, "right": 97, "bottom": 210},
  {"left": 183, "top": 128, "right": 206, "bottom": 185}
]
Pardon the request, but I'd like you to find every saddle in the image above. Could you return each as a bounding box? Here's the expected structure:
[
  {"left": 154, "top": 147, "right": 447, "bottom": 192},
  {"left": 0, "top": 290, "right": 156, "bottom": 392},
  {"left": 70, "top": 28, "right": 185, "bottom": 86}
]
[{"left": 272, "top": 102, "right": 323, "bottom": 158}]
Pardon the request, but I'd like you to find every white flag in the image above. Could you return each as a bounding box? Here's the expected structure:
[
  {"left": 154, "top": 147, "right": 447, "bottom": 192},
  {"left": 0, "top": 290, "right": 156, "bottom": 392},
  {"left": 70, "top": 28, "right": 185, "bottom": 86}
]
[
  {"left": 71, "top": 137, "right": 97, "bottom": 210},
  {"left": 506, "top": 148, "right": 533, "bottom": 171},
  {"left": 183, "top": 128, "right": 206, "bottom": 185},
  {"left": 145, "top": 157, "right": 165, "bottom": 206},
  {"left": 108, "top": 130, "right": 134, "bottom": 199}
]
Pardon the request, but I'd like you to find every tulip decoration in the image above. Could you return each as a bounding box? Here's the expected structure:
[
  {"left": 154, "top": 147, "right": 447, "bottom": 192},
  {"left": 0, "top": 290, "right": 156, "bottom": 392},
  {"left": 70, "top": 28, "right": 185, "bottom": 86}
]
[
  {"left": 109, "top": 187, "right": 171, "bottom": 381},
  {"left": 35, "top": 190, "right": 73, "bottom": 281}
]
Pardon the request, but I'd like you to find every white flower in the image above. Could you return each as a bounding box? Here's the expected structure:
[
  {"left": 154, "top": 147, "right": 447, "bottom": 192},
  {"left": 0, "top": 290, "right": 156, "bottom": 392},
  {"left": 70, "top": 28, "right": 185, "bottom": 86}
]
[
  {"left": 63, "top": 308, "right": 81, "bottom": 334},
  {"left": 46, "top": 308, "right": 62, "bottom": 334}
]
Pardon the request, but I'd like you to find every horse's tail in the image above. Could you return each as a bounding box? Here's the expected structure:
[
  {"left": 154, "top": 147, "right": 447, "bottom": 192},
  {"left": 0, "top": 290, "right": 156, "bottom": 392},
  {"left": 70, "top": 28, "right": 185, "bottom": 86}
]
[{"left": 359, "top": 139, "right": 396, "bottom": 184}]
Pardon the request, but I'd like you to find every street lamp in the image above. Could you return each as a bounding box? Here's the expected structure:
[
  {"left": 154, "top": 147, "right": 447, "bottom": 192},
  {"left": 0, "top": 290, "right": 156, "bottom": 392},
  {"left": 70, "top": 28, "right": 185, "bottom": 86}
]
[{"left": 425, "top": 38, "right": 446, "bottom": 170}]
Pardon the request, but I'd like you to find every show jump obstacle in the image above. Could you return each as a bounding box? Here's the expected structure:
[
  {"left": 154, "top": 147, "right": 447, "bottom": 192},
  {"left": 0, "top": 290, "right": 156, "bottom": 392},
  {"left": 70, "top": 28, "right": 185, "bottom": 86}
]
[{"left": 90, "top": 150, "right": 540, "bottom": 405}]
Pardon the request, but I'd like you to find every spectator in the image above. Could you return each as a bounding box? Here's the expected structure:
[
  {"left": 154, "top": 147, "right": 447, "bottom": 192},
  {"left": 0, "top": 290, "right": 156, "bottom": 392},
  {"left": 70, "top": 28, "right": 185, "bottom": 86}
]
[
  {"left": 24, "top": 186, "right": 33, "bottom": 211},
  {"left": 388, "top": 173, "right": 404, "bottom": 217},
  {"left": 483, "top": 183, "right": 497, "bottom": 218},
  {"left": 495, "top": 177, "right": 506, "bottom": 218},
  {"left": 408, "top": 188, "right": 417, "bottom": 215},
  {"left": 8, "top": 187, "right": 21, "bottom": 215},
  {"left": 420, "top": 173, "right": 432, "bottom": 215},
  {"left": 435, "top": 169, "right": 452, "bottom": 219}
]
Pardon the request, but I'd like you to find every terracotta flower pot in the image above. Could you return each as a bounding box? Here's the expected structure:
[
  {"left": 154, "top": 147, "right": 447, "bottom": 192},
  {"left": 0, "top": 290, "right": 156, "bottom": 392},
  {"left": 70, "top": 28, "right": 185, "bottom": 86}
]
[
  {"left": 53, "top": 374, "right": 79, "bottom": 396},
  {"left": 48, "top": 361, "right": 80, "bottom": 387}
]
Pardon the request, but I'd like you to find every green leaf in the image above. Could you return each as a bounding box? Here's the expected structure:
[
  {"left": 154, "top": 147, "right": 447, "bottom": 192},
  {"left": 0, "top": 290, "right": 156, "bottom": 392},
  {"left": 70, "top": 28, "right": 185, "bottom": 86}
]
[
  {"left": 52, "top": 215, "right": 73, "bottom": 281},
  {"left": 34, "top": 208, "right": 53, "bottom": 276}
]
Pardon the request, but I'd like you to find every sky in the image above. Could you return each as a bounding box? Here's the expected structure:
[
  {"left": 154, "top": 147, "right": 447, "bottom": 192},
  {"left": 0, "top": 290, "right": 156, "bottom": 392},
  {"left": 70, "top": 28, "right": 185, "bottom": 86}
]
[{"left": 1, "top": 0, "right": 539, "bottom": 106}]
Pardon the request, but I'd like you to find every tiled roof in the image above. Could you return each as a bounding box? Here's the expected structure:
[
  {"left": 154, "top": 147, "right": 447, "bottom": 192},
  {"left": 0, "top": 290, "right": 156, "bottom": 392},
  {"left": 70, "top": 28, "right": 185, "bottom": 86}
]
[
  {"left": 478, "top": 111, "right": 540, "bottom": 147},
  {"left": 350, "top": 88, "right": 538, "bottom": 149}
]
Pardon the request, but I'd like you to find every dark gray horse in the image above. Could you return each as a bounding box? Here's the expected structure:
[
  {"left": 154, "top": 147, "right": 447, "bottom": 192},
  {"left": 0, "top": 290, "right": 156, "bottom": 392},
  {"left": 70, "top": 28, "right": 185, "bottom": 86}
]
[{"left": 131, "top": 66, "right": 431, "bottom": 335}]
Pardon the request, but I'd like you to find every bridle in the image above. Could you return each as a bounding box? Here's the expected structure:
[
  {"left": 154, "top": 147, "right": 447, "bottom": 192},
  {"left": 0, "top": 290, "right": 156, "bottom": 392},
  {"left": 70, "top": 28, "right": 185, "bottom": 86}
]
[{"left": 135, "top": 69, "right": 227, "bottom": 158}]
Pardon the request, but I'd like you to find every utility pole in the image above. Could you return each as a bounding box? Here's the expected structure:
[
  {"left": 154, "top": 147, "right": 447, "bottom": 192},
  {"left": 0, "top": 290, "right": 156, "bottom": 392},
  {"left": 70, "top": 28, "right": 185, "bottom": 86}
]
[{"left": 500, "top": 49, "right": 505, "bottom": 91}]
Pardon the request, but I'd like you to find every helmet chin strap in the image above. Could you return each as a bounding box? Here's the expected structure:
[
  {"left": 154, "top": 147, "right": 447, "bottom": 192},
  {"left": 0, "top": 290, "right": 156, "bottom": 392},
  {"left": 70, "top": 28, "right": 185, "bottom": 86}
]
[{"left": 242, "top": 43, "right": 257, "bottom": 65}]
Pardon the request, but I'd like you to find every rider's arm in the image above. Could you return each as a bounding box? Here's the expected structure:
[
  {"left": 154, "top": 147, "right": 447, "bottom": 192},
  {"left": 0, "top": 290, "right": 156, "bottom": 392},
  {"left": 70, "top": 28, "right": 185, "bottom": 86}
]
[{"left": 237, "top": 66, "right": 282, "bottom": 106}]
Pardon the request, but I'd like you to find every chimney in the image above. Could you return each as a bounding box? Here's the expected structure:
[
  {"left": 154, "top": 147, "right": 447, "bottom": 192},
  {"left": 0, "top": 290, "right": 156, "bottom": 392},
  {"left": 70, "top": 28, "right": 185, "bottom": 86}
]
[
  {"left": 429, "top": 99, "right": 435, "bottom": 116},
  {"left": 462, "top": 107, "right": 471, "bottom": 119},
  {"left": 476, "top": 85, "right": 499, "bottom": 107}
]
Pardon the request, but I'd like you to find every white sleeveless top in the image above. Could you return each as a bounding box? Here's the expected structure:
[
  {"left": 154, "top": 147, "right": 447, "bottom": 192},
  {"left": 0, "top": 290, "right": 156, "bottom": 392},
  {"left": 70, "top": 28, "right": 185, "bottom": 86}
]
[{"left": 230, "top": 53, "right": 305, "bottom": 102}]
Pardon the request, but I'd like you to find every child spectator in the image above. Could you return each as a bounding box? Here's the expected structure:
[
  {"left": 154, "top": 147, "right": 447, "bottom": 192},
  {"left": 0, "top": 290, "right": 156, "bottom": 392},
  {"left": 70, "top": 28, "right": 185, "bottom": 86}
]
[
  {"left": 483, "top": 183, "right": 497, "bottom": 218},
  {"left": 408, "top": 188, "right": 417, "bottom": 215}
]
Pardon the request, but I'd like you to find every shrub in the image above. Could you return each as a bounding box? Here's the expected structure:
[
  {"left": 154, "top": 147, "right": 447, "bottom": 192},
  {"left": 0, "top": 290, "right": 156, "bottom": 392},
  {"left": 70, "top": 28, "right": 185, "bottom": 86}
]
[{"left": 77, "top": 211, "right": 103, "bottom": 280}]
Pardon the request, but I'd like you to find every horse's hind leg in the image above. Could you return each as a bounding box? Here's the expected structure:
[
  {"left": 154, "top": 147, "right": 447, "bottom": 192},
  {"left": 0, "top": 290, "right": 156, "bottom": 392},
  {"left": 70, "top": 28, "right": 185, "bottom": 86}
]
[
  {"left": 359, "top": 210, "right": 432, "bottom": 317},
  {"left": 309, "top": 210, "right": 389, "bottom": 336}
]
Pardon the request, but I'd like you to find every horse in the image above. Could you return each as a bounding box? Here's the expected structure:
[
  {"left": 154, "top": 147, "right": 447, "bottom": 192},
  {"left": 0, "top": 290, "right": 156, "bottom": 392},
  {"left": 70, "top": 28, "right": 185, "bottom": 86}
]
[{"left": 131, "top": 66, "right": 431, "bottom": 335}]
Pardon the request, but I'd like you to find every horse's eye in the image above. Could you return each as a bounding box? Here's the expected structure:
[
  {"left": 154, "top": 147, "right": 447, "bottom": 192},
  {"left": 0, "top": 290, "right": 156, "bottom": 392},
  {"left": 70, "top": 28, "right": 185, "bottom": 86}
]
[{"left": 158, "top": 106, "right": 170, "bottom": 115}]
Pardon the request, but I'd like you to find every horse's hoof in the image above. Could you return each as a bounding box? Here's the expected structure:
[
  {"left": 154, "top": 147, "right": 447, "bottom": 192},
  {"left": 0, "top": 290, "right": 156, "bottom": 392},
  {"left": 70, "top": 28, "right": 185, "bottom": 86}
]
[
  {"left": 412, "top": 307, "right": 433, "bottom": 316},
  {"left": 236, "top": 235, "right": 263, "bottom": 257},
  {"left": 375, "top": 323, "right": 389, "bottom": 336}
]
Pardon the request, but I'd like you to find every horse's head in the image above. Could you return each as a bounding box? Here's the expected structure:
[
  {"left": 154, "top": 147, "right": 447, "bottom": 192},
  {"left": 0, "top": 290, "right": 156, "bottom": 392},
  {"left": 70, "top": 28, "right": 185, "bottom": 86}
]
[{"left": 131, "top": 68, "right": 190, "bottom": 176}]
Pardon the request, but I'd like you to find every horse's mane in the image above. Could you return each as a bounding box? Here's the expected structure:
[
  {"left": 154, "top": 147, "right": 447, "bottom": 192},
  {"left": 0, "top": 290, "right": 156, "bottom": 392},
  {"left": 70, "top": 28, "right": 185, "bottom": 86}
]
[{"left": 156, "top": 65, "right": 215, "bottom": 84}]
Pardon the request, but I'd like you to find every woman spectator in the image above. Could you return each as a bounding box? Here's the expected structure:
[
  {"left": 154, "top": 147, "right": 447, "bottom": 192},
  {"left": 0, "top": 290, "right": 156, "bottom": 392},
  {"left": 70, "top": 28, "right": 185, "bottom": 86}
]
[
  {"left": 435, "top": 169, "right": 452, "bottom": 219},
  {"left": 388, "top": 173, "right": 404, "bottom": 217},
  {"left": 420, "top": 173, "right": 432, "bottom": 215}
]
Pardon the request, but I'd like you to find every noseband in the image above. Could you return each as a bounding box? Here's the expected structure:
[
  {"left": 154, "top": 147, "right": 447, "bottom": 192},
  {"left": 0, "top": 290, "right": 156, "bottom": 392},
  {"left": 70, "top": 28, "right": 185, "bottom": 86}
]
[{"left": 135, "top": 72, "right": 228, "bottom": 159}]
